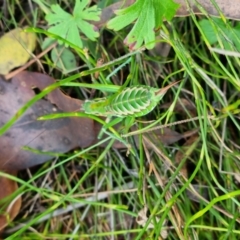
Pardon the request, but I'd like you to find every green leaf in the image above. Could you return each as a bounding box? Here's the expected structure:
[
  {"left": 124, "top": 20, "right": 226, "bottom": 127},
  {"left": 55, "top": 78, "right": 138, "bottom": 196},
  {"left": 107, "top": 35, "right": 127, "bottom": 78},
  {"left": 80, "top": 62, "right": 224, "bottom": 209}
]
[
  {"left": 45, "top": 0, "right": 101, "bottom": 48},
  {"left": 199, "top": 18, "right": 240, "bottom": 51},
  {"left": 51, "top": 45, "right": 77, "bottom": 74},
  {"left": 154, "top": 0, "right": 179, "bottom": 26},
  {"left": 107, "top": 0, "right": 179, "bottom": 50}
]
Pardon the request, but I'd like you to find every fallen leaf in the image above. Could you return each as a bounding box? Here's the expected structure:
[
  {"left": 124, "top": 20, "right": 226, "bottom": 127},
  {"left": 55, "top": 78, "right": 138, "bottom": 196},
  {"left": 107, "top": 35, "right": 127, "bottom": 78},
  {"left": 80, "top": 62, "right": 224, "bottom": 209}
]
[
  {"left": 175, "top": 0, "right": 240, "bottom": 20},
  {"left": 0, "top": 172, "right": 21, "bottom": 233},
  {"left": 141, "top": 127, "right": 184, "bottom": 146},
  {"left": 161, "top": 98, "right": 197, "bottom": 116},
  {"left": 0, "top": 28, "right": 36, "bottom": 75},
  {"left": 0, "top": 71, "right": 95, "bottom": 171}
]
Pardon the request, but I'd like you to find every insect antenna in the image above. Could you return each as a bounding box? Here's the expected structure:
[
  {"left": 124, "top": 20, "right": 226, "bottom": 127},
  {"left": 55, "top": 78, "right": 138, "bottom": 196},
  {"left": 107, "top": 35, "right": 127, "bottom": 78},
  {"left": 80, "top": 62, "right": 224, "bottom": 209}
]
[{"left": 155, "top": 80, "right": 181, "bottom": 96}]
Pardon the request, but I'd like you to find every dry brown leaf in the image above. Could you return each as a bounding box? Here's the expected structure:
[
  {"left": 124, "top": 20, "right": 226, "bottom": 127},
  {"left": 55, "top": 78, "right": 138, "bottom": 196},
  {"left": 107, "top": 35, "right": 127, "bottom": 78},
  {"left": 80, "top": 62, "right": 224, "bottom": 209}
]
[
  {"left": 0, "top": 71, "right": 95, "bottom": 171},
  {"left": 161, "top": 98, "right": 197, "bottom": 117},
  {"left": 0, "top": 172, "right": 21, "bottom": 233},
  {"left": 176, "top": 0, "right": 240, "bottom": 20}
]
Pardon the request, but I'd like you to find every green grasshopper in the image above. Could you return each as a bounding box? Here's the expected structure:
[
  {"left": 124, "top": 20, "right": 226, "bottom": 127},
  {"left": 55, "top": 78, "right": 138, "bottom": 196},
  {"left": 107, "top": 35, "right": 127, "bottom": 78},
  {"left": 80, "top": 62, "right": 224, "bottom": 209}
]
[
  {"left": 82, "top": 81, "right": 180, "bottom": 139},
  {"left": 37, "top": 80, "right": 180, "bottom": 154}
]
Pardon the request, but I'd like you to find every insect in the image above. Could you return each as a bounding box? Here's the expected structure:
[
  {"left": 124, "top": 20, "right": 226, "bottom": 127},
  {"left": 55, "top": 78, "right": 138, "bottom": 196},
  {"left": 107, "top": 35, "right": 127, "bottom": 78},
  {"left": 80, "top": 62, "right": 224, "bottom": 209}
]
[
  {"left": 82, "top": 81, "right": 180, "bottom": 139},
  {"left": 83, "top": 81, "right": 179, "bottom": 117}
]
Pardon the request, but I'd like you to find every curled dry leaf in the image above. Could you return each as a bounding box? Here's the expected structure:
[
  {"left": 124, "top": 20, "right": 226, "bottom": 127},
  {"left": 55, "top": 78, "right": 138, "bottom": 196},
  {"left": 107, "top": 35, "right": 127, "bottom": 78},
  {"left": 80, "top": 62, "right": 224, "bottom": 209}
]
[
  {"left": 0, "top": 71, "right": 95, "bottom": 171},
  {"left": 0, "top": 28, "right": 36, "bottom": 75},
  {"left": 0, "top": 172, "right": 21, "bottom": 233}
]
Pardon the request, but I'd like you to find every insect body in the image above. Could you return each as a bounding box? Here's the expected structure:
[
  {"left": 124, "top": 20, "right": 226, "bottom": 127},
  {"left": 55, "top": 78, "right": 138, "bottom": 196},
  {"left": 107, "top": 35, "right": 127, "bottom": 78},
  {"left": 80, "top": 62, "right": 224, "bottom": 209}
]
[{"left": 83, "top": 82, "right": 179, "bottom": 118}]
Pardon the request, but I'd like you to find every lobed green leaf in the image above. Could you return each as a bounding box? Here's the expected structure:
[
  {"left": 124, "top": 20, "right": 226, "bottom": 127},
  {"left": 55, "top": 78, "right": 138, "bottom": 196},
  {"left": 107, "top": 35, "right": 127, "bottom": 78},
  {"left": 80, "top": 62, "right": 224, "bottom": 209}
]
[
  {"left": 107, "top": 0, "right": 180, "bottom": 50},
  {"left": 107, "top": 1, "right": 141, "bottom": 31},
  {"left": 45, "top": 4, "right": 71, "bottom": 24},
  {"left": 45, "top": 0, "right": 101, "bottom": 48},
  {"left": 74, "top": 0, "right": 101, "bottom": 21},
  {"left": 199, "top": 18, "right": 240, "bottom": 51}
]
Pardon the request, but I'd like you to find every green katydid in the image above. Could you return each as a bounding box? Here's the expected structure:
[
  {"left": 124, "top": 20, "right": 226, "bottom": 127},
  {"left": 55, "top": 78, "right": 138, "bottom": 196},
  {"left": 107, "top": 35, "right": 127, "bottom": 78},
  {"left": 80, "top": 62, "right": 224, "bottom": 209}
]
[
  {"left": 82, "top": 80, "right": 180, "bottom": 139},
  {"left": 35, "top": 54, "right": 180, "bottom": 151},
  {"left": 37, "top": 79, "right": 180, "bottom": 154}
]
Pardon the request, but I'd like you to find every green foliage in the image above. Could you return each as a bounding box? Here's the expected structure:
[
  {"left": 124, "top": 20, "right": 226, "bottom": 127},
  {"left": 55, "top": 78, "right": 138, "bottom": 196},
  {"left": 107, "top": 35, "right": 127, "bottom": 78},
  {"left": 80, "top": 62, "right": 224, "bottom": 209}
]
[
  {"left": 51, "top": 45, "right": 77, "bottom": 73},
  {"left": 45, "top": 0, "right": 101, "bottom": 48},
  {"left": 199, "top": 18, "right": 240, "bottom": 51},
  {"left": 41, "top": 37, "right": 77, "bottom": 74},
  {"left": 107, "top": 0, "right": 180, "bottom": 49}
]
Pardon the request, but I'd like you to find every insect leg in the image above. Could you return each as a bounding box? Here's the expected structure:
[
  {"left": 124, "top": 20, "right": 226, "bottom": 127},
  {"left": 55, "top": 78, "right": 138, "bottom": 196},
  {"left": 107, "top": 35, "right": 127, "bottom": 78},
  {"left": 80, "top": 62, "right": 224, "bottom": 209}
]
[
  {"left": 97, "top": 116, "right": 111, "bottom": 139},
  {"left": 97, "top": 116, "right": 135, "bottom": 155},
  {"left": 97, "top": 117, "right": 123, "bottom": 139},
  {"left": 122, "top": 117, "right": 135, "bottom": 134}
]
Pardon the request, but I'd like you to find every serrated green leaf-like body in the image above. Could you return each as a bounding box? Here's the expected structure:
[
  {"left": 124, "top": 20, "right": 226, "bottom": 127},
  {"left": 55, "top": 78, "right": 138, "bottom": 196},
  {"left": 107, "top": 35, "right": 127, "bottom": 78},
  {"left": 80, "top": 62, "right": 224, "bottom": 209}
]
[
  {"left": 106, "top": 86, "right": 157, "bottom": 117},
  {"left": 83, "top": 84, "right": 174, "bottom": 117}
]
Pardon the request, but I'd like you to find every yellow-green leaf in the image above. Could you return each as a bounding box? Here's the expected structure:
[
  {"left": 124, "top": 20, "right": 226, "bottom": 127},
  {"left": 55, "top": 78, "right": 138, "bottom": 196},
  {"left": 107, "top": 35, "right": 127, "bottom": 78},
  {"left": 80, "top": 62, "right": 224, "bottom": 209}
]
[{"left": 0, "top": 28, "right": 37, "bottom": 75}]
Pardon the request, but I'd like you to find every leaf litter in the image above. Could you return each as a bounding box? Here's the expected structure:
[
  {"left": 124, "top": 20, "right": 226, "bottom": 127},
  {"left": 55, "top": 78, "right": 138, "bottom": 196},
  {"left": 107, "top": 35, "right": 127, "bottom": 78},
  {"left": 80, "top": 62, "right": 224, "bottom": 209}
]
[
  {"left": 0, "top": 28, "right": 36, "bottom": 75},
  {"left": 0, "top": 71, "right": 96, "bottom": 171}
]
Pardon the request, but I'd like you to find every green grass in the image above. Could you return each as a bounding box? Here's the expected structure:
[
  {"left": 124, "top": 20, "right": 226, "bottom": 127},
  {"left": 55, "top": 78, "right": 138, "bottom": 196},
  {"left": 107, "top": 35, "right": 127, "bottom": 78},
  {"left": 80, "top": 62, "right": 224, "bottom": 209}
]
[{"left": 1, "top": 0, "right": 240, "bottom": 239}]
